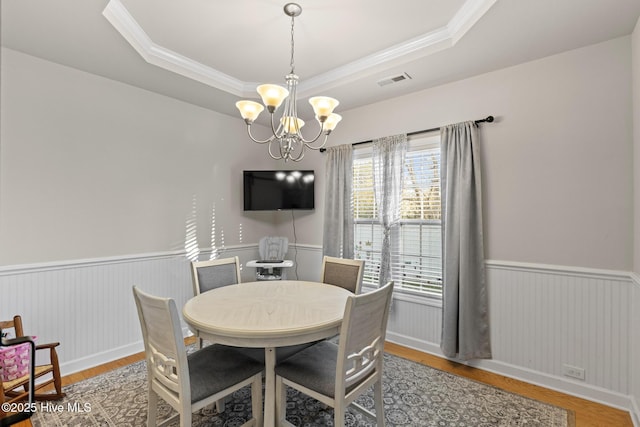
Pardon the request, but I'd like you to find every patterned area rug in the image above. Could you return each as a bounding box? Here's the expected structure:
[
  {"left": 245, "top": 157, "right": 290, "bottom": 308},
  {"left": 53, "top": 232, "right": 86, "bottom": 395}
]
[{"left": 32, "top": 352, "right": 572, "bottom": 426}]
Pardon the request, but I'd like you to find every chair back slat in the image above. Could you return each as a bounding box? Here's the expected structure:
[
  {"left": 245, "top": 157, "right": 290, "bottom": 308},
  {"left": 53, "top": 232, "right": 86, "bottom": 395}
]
[
  {"left": 344, "top": 337, "right": 380, "bottom": 387},
  {"left": 133, "top": 287, "right": 189, "bottom": 400},
  {"left": 149, "top": 344, "right": 181, "bottom": 394},
  {"left": 338, "top": 281, "right": 393, "bottom": 389}
]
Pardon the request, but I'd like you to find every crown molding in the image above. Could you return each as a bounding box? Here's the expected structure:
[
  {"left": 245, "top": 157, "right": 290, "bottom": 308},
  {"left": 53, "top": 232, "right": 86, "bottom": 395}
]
[
  {"left": 448, "top": 0, "right": 497, "bottom": 44},
  {"left": 298, "top": 0, "right": 496, "bottom": 96},
  {"left": 102, "top": 0, "right": 249, "bottom": 96},
  {"left": 103, "top": 0, "right": 496, "bottom": 99}
]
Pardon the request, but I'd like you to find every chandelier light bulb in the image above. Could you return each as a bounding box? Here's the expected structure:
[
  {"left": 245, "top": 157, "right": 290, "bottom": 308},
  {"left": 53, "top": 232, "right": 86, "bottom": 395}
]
[
  {"left": 235, "top": 100, "right": 264, "bottom": 123},
  {"left": 257, "top": 84, "right": 289, "bottom": 111},
  {"left": 323, "top": 113, "right": 342, "bottom": 132},
  {"left": 281, "top": 116, "right": 305, "bottom": 134},
  {"left": 309, "top": 96, "right": 339, "bottom": 121}
]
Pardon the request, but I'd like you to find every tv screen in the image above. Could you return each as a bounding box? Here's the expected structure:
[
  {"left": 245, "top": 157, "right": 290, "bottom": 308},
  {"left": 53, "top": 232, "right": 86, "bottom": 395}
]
[{"left": 243, "top": 170, "right": 315, "bottom": 211}]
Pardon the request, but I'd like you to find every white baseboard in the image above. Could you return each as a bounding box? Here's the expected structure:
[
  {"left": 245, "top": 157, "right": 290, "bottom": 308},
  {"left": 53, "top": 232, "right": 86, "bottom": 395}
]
[
  {"left": 468, "top": 359, "right": 634, "bottom": 414},
  {"left": 59, "top": 341, "right": 144, "bottom": 377},
  {"left": 630, "top": 394, "right": 640, "bottom": 427},
  {"left": 385, "top": 331, "right": 637, "bottom": 421},
  {"left": 59, "top": 326, "right": 195, "bottom": 377}
]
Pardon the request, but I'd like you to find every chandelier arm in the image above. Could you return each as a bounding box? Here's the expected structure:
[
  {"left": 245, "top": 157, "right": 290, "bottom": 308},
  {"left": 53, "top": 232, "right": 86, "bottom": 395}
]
[
  {"left": 267, "top": 140, "right": 284, "bottom": 160},
  {"left": 288, "top": 146, "right": 305, "bottom": 162},
  {"left": 302, "top": 132, "right": 330, "bottom": 150},
  {"left": 297, "top": 121, "right": 326, "bottom": 145},
  {"left": 270, "top": 113, "right": 285, "bottom": 139},
  {"left": 246, "top": 124, "right": 276, "bottom": 144}
]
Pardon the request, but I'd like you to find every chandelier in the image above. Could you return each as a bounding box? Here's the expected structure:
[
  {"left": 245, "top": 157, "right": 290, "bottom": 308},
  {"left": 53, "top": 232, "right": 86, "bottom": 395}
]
[{"left": 235, "top": 3, "right": 341, "bottom": 162}]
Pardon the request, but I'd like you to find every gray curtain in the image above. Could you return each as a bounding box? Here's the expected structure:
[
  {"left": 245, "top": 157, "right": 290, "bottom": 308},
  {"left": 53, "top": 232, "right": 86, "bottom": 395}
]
[
  {"left": 373, "top": 134, "right": 407, "bottom": 286},
  {"left": 323, "top": 144, "right": 354, "bottom": 258},
  {"left": 440, "top": 121, "right": 491, "bottom": 361}
]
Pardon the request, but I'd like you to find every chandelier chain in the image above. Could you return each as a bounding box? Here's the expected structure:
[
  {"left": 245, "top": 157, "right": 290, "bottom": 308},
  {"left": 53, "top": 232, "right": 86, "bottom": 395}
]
[{"left": 290, "top": 14, "right": 295, "bottom": 74}]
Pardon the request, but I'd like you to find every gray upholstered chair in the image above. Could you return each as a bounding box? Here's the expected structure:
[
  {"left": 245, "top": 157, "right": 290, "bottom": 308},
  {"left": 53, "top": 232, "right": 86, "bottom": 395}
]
[
  {"left": 320, "top": 256, "right": 365, "bottom": 294},
  {"left": 191, "top": 256, "right": 241, "bottom": 296},
  {"left": 274, "top": 281, "right": 394, "bottom": 427},
  {"left": 132, "top": 286, "right": 263, "bottom": 427},
  {"left": 190, "top": 256, "right": 242, "bottom": 349}
]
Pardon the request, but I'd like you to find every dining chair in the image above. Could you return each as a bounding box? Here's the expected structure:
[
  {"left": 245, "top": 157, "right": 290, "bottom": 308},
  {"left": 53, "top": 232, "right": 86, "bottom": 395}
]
[
  {"left": 0, "top": 315, "right": 65, "bottom": 403},
  {"left": 320, "top": 256, "right": 365, "bottom": 294},
  {"left": 274, "top": 281, "right": 394, "bottom": 427},
  {"left": 191, "top": 256, "right": 241, "bottom": 296},
  {"left": 132, "top": 286, "right": 263, "bottom": 427},
  {"left": 189, "top": 255, "right": 304, "bottom": 410},
  {"left": 191, "top": 256, "right": 242, "bottom": 349}
]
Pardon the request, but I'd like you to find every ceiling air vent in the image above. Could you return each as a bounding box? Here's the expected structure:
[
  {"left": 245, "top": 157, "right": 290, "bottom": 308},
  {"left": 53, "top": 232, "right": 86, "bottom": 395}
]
[{"left": 377, "top": 72, "right": 412, "bottom": 87}]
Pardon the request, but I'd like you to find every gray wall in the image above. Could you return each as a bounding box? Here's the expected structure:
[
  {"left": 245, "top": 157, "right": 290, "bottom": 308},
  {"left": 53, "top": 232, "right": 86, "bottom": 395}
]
[
  {"left": 631, "top": 14, "right": 640, "bottom": 419},
  {"left": 0, "top": 47, "right": 325, "bottom": 266},
  {"left": 4, "top": 37, "right": 632, "bottom": 272},
  {"left": 330, "top": 36, "right": 633, "bottom": 271}
]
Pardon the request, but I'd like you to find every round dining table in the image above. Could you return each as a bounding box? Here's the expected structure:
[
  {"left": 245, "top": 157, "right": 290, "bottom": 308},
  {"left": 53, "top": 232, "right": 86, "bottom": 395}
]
[{"left": 182, "top": 280, "right": 353, "bottom": 427}]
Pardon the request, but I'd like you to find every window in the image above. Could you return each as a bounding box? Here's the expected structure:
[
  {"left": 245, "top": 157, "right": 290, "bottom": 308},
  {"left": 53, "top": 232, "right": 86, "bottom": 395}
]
[{"left": 352, "top": 135, "right": 442, "bottom": 297}]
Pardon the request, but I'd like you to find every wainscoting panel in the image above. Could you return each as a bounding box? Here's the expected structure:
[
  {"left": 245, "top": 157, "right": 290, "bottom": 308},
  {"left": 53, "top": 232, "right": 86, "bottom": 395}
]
[
  {"left": 384, "top": 261, "right": 636, "bottom": 416},
  {"left": 385, "top": 295, "right": 442, "bottom": 347},
  {"left": 0, "top": 253, "right": 194, "bottom": 375},
  {"left": 631, "top": 274, "right": 640, "bottom": 426},
  {"left": 1, "top": 249, "right": 637, "bottom": 421},
  {"left": 485, "top": 263, "right": 632, "bottom": 395}
]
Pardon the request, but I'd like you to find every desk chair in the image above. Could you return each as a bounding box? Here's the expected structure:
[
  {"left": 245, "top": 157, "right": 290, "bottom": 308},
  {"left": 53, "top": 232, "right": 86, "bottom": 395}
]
[
  {"left": 0, "top": 315, "right": 64, "bottom": 404},
  {"left": 132, "top": 286, "right": 263, "bottom": 427},
  {"left": 275, "top": 281, "right": 393, "bottom": 427},
  {"left": 321, "top": 256, "right": 365, "bottom": 294}
]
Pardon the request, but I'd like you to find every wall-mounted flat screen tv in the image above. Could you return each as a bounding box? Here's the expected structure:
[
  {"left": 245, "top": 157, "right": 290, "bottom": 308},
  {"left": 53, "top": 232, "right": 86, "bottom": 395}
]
[{"left": 243, "top": 170, "right": 315, "bottom": 211}]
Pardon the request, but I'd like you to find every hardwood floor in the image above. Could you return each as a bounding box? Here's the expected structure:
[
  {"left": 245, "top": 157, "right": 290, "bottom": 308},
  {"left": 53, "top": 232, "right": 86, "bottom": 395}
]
[
  {"left": 384, "top": 342, "right": 633, "bottom": 427},
  {"left": 11, "top": 340, "right": 633, "bottom": 427}
]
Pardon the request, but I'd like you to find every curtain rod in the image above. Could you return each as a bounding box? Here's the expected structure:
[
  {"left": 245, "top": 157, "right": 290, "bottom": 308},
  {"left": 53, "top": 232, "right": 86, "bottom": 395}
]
[{"left": 320, "top": 115, "right": 494, "bottom": 152}]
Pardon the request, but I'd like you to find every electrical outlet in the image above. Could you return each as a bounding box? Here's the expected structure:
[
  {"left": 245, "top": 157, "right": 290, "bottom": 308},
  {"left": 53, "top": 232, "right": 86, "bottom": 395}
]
[{"left": 562, "top": 364, "right": 586, "bottom": 380}]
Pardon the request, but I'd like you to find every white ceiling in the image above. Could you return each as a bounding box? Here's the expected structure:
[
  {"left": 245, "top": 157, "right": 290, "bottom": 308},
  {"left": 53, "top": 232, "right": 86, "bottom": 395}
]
[{"left": 2, "top": 0, "right": 640, "bottom": 123}]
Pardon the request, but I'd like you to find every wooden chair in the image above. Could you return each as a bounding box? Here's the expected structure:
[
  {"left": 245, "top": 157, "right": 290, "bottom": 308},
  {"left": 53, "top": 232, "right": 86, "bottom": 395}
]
[
  {"left": 191, "top": 256, "right": 241, "bottom": 296},
  {"left": 0, "top": 315, "right": 65, "bottom": 405},
  {"left": 275, "top": 281, "right": 394, "bottom": 427},
  {"left": 0, "top": 336, "right": 36, "bottom": 427},
  {"left": 320, "top": 256, "right": 365, "bottom": 294},
  {"left": 191, "top": 256, "right": 242, "bottom": 349},
  {"left": 132, "top": 286, "right": 263, "bottom": 427}
]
